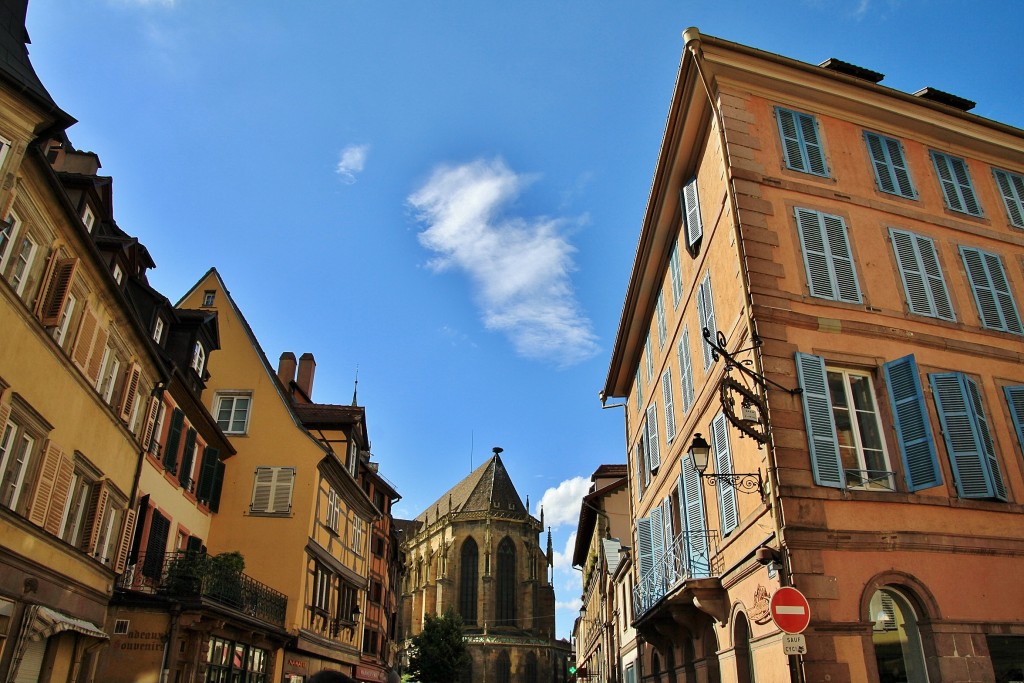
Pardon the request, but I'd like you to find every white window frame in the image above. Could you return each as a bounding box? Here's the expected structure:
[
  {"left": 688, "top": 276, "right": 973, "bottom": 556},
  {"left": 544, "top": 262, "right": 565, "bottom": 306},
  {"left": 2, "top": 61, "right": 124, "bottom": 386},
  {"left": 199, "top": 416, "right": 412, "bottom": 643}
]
[
  {"left": 191, "top": 342, "right": 206, "bottom": 375},
  {"left": 327, "top": 488, "right": 341, "bottom": 533},
  {"left": 0, "top": 420, "right": 36, "bottom": 512},
  {"left": 827, "top": 367, "right": 894, "bottom": 490},
  {"left": 8, "top": 232, "right": 36, "bottom": 296},
  {"left": 52, "top": 292, "right": 77, "bottom": 347},
  {"left": 351, "top": 514, "right": 366, "bottom": 555},
  {"left": 112, "top": 264, "right": 123, "bottom": 285},
  {"left": 81, "top": 205, "right": 95, "bottom": 233},
  {"left": 0, "top": 211, "right": 19, "bottom": 273},
  {"left": 215, "top": 393, "right": 252, "bottom": 435},
  {"left": 152, "top": 317, "right": 164, "bottom": 344}
]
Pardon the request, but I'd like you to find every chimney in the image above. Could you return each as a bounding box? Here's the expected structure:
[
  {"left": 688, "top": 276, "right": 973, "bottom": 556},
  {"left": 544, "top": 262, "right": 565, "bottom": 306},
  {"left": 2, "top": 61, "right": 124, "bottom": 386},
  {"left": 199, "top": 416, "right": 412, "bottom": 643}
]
[
  {"left": 297, "top": 353, "right": 316, "bottom": 398},
  {"left": 278, "top": 352, "right": 296, "bottom": 388}
]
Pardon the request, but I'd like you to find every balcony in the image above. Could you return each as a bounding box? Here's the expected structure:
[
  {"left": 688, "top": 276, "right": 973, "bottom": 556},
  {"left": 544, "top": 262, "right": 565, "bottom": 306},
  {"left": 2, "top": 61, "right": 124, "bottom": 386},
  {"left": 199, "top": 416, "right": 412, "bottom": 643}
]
[
  {"left": 633, "top": 530, "right": 721, "bottom": 620},
  {"left": 118, "top": 551, "right": 287, "bottom": 627}
]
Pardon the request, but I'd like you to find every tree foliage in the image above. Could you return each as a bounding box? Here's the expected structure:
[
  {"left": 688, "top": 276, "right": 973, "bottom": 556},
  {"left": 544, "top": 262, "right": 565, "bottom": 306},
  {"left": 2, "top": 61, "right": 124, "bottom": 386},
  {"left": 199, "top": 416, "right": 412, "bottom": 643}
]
[{"left": 407, "top": 610, "right": 470, "bottom": 683}]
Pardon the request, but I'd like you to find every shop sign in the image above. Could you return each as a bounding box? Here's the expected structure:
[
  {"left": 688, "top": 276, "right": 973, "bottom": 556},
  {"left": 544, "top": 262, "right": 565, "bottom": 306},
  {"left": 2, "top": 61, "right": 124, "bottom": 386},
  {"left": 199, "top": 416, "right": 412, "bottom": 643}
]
[{"left": 355, "top": 664, "right": 387, "bottom": 682}]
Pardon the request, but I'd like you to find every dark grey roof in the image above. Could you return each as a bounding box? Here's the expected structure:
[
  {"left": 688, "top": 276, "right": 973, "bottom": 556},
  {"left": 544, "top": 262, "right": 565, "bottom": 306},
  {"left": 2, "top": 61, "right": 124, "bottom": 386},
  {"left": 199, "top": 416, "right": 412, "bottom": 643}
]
[
  {"left": 415, "top": 453, "right": 527, "bottom": 524},
  {"left": 0, "top": 0, "right": 74, "bottom": 131}
]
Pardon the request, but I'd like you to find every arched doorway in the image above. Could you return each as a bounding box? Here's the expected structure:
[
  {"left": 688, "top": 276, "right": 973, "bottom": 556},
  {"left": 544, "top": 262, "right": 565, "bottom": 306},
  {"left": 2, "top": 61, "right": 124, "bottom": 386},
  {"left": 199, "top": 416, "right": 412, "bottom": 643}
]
[
  {"left": 733, "top": 613, "right": 754, "bottom": 683},
  {"left": 869, "top": 587, "right": 930, "bottom": 682},
  {"left": 496, "top": 650, "right": 511, "bottom": 683}
]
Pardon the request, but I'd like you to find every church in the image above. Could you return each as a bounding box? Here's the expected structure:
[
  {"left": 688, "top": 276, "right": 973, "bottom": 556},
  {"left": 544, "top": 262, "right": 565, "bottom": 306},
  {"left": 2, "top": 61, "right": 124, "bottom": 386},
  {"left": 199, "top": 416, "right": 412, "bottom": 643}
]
[{"left": 397, "top": 448, "right": 571, "bottom": 682}]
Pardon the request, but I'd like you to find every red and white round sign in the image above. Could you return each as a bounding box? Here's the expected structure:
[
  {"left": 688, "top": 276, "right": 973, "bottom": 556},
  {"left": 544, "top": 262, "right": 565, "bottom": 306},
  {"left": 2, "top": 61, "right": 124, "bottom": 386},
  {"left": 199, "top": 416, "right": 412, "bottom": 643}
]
[{"left": 770, "top": 587, "right": 811, "bottom": 634}]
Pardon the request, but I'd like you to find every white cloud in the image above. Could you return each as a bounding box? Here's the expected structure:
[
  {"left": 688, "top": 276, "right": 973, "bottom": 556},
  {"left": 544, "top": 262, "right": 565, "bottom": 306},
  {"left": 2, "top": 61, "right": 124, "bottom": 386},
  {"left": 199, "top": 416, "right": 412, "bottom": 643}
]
[
  {"left": 408, "top": 158, "right": 599, "bottom": 366},
  {"left": 551, "top": 531, "right": 577, "bottom": 573},
  {"left": 336, "top": 144, "right": 370, "bottom": 184},
  {"left": 535, "top": 476, "right": 590, "bottom": 529},
  {"left": 556, "top": 597, "right": 582, "bottom": 612}
]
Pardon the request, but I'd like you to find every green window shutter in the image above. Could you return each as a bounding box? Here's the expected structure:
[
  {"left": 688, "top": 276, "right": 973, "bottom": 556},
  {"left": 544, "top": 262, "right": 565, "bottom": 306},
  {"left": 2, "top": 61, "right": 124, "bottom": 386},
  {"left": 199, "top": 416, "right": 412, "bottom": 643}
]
[
  {"left": 163, "top": 408, "right": 184, "bottom": 474},
  {"left": 795, "top": 352, "right": 845, "bottom": 488},
  {"left": 795, "top": 208, "right": 862, "bottom": 303},
  {"left": 645, "top": 404, "right": 661, "bottom": 473},
  {"left": 697, "top": 273, "right": 717, "bottom": 371},
  {"left": 196, "top": 446, "right": 220, "bottom": 503},
  {"left": 864, "top": 131, "right": 916, "bottom": 198},
  {"left": 210, "top": 461, "right": 225, "bottom": 513},
  {"left": 711, "top": 412, "right": 739, "bottom": 535},
  {"left": 883, "top": 355, "right": 941, "bottom": 491},
  {"left": 1004, "top": 386, "right": 1024, "bottom": 456},
  {"left": 993, "top": 168, "right": 1024, "bottom": 228},
  {"left": 930, "top": 373, "right": 1006, "bottom": 500},
  {"left": 661, "top": 369, "right": 676, "bottom": 443},
  {"left": 679, "top": 459, "right": 709, "bottom": 578},
  {"left": 776, "top": 107, "right": 828, "bottom": 176},
  {"left": 889, "top": 229, "right": 955, "bottom": 321},
  {"left": 960, "top": 247, "right": 1023, "bottom": 334},
  {"left": 681, "top": 176, "right": 703, "bottom": 251},
  {"left": 178, "top": 428, "right": 197, "bottom": 489},
  {"left": 677, "top": 327, "right": 695, "bottom": 414},
  {"left": 931, "top": 151, "right": 983, "bottom": 216}
]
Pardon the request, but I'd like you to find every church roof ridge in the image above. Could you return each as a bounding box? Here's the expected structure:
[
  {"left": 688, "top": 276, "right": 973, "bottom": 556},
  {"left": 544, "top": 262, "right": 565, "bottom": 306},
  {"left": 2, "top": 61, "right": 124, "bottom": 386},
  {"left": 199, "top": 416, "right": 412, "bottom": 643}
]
[{"left": 414, "top": 448, "right": 527, "bottom": 524}]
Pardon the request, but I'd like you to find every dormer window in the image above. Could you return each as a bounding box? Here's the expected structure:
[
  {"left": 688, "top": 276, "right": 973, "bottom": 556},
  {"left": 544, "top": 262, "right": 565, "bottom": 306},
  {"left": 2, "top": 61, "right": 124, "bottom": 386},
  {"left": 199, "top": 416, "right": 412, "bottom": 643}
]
[
  {"left": 191, "top": 342, "right": 206, "bottom": 375},
  {"left": 112, "top": 264, "right": 123, "bottom": 285},
  {"left": 152, "top": 318, "right": 164, "bottom": 344},
  {"left": 202, "top": 290, "right": 216, "bottom": 307},
  {"left": 82, "top": 205, "right": 95, "bottom": 233}
]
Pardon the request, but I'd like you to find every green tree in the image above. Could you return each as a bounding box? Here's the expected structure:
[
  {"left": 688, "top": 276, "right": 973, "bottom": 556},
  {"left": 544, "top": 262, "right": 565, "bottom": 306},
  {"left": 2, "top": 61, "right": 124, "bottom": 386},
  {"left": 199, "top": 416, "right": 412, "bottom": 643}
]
[{"left": 407, "top": 610, "right": 470, "bottom": 683}]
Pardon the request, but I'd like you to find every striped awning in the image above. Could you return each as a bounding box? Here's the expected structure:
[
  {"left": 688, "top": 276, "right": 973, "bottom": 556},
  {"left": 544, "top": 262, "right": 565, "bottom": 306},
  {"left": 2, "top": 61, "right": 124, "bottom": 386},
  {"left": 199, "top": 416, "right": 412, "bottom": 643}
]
[{"left": 29, "top": 606, "right": 108, "bottom": 642}]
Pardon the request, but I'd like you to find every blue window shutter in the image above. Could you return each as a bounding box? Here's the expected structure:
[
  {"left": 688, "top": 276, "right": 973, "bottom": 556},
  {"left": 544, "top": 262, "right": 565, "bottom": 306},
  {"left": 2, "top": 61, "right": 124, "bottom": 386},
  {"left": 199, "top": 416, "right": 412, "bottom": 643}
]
[
  {"left": 776, "top": 107, "right": 828, "bottom": 176},
  {"left": 993, "top": 168, "right": 1024, "bottom": 228},
  {"left": 711, "top": 412, "right": 739, "bottom": 535},
  {"left": 669, "top": 240, "right": 683, "bottom": 306},
  {"left": 960, "top": 247, "right": 1023, "bottom": 334},
  {"left": 649, "top": 504, "right": 665, "bottom": 586},
  {"left": 645, "top": 336, "right": 653, "bottom": 382},
  {"left": 681, "top": 176, "right": 703, "bottom": 251},
  {"left": 635, "top": 369, "right": 642, "bottom": 411},
  {"left": 656, "top": 292, "right": 667, "bottom": 349},
  {"left": 776, "top": 107, "right": 805, "bottom": 172},
  {"left": 795, "top": 352, "right": 846, "bottom": 488},
  {"left": 889, "top": 229, "right": 955, "bottom": 321},
  {"left": 1004, "top": 386, "right": 1024, "bottom": 456},
  {"left": 929, "top": 373, "right": 1002, "bottom": 499},
  {"left": 864, "top": 132, "right": 916, "bottom": 198},
  {"left": 680, "top": 457, "right": 710, "bottom": 578},
  {"left": 796, "top": 208, "right": 862, "bottom": 303},
  {"left": 636, "top": 516, "right": 654, "bottom": 580},
  {"left": 964, "top": 377, "right": 1007, "bottom": 501},
  {"left": 662, "top": 369, "right": 676, "bottom": 443},
  {"left": 677, "top": 327, "right": 695, "bottom": 414},
  {"left": 697, "top": 273, "right": 717, "bottom": 371},
  {"left": 883, "top": 355, "right": 941, "bottom": 491},
  {"left": 646, "top": 404, "right": 661, "bottom": 474},
  {"left": 931, "top": 151, "right": 982, "bottom": 216}
]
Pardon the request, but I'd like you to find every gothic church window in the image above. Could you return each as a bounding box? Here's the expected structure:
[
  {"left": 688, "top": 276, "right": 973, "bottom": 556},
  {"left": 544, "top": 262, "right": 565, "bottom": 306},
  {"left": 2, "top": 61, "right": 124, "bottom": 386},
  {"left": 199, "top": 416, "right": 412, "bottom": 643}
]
[
  {"left": 459, "top": 537, "right": 478, "bottom": 624},
  {"left": 496, "top": 537, "right": 516, "bottom": 626}
]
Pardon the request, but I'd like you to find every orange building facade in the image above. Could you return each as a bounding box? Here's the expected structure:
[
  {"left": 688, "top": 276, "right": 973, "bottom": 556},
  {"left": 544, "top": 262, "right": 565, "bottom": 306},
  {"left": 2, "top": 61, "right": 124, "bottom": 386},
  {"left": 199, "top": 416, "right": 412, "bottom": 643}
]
[{"left": 602, "top": 30, "right": 1024, "bottom": 683}]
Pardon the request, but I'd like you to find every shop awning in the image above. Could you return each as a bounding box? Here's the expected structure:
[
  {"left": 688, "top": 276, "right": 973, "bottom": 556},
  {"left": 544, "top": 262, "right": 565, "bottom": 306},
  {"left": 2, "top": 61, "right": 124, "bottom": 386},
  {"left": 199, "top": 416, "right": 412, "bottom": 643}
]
[{"left": 29, "top": 606, "right": 108, "bottom": 641}]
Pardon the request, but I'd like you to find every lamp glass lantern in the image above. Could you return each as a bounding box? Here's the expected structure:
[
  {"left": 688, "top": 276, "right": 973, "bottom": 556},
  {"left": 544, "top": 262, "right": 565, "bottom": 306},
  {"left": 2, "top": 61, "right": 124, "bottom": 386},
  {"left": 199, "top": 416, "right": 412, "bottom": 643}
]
[{"left": 688, "top": 433, "right": 712, "bottom": 474}]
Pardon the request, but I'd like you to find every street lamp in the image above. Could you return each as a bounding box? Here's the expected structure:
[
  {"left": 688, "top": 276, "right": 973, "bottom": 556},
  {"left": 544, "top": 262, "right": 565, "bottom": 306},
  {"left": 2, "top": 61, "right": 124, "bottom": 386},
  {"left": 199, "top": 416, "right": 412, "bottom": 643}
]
[{"left": 688, "top": 433, "right": 765, "bottom": 499}]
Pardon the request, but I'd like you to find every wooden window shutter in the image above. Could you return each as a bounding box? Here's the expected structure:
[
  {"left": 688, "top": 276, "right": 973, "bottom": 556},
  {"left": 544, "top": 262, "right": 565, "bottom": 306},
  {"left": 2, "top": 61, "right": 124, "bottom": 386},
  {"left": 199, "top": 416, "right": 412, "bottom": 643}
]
[
  {"left": 27, "top": 441, "right": 65, "bottom": 528},
  {"left": 883, "top": 355, "right": 941, "bottom": 492},
  {"left": 141, "top": 396, "right": 160, "bottom": 452},
  {"left": 251, "top": 467, "right": 275, "bottom": 512},
  {"left": 272, "top": 467, "right": 296, "bottom": 513},
  {"left": 35, "top": 257, "right": 78, "bottom": 326},
  {"left": 118, "top": 363, "right": 142, "bottom": 422},
  {"left": 86, "top": 326, "right": 109, "bottom": 384},
  {"left": 163, "top": 408, "right": 184, "bottom": 473},
  {"left": 43, "top": 454, "right": 75, "bottom": 536},
  {"left": 210, "top": 461, "right": 225, "bottom": 512},
  {"left": 795, "top": 352, "right": 845, "bottom": 489},
  {"left": 178, "top": 428, "right": 197, "bottom": 488},
  {"left": 113, "top": 509, "right": 137, "bottom": 574},
  {"left": 83, "top": 480, "right": 111, "bottom": 553},
  {"left": 0, "top": 403, "right": 9, "bottom": 429},
  {"left": 142, "top": 510, "right": 170, "bottom": 579},
  {"left": 71, "top": 308, "right": 98, "bottom": 371}
]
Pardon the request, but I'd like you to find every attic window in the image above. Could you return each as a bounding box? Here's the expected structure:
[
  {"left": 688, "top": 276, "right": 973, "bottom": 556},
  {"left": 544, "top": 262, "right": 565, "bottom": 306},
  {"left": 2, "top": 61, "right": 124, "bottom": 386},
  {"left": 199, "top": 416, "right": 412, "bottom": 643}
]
[
  {"left": 153, "top": 318, "right": 164, "bottom": 344},
  {"left": 818, "top": 58, "right": 884, "bottom": 83},
  {"left": 191, "top": 342, "right": 206, "bottom": 375},
  {"left": 82, "top": 205, "right": 95, "bottom": 233},
  {"left": 913, "top": 87, "right": 976, "bottom": 112},
  {"left": 202, "top": 290, "right": 216, "bottom": 307},
  {"left": 112, "top": 264, "right": 123, "bottom": 285}
]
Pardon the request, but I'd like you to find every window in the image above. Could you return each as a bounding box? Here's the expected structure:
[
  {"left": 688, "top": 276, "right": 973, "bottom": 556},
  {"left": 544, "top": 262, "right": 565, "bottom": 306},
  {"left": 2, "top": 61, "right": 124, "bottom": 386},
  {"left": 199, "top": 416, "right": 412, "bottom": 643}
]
[
  {"left": 202, "top": 290, "right": 216, "bottom": 307},
  {"left": 677, "top": 327, "right": 695, "bottom": 415},
  {"left": 634, "top": 439, "right": 646, "bottom": 500},
  {"left": 993, "top": 168, "right": 1024, "bottom": 228},
  {"left": 495, "top": 537, "right": 516, "bottom": 626},
  {"left": 864, "top": 131, "right": 916, "bottom": 198},
  {"left": 959, "top": 246, "right": 1023, "bottom": 335},
  {"left": 931, "top": 151, "right": 982, "bottom": 216},
  {"left": 7, "top": 232, "right": 36, "bottom": 296},
  {"left": 250, "top": 466, "right": 295, "bottom": 514},
  {"left": 97, "top": 347, "right": 121, "bottom": 406},
  {"left": 59, "top": 459, "right": 100, "bottom": 546},
  {"left": 890, "top": 229, "right": 954, "bottom": 321},
  {"left": 696, "top": 272, "right": 717, "bottom": 371},
  {"left": 870, "top": 588, "right": 930, "bottom": 682},
  {"left": 313, "top": 562, "right": 332, "bottom": 612},
  {"left": 634, "top": 369, "right": 642, "bottom": 412},
  {"left": 797, "top": 353, "right": 941, "bottom": 492},
  {"left": 0, "top": 415, "right": 37, "bottom": 513},
  {"left": 930, "top": 372, "right": 1007, "bottom": 500},
  {"left": 661, "top": 369, "right": 676, "bottom": 443},
  {"left": 0, "top": 214, "right": 16, "bottom": 268},
  {"left": 215, "top": 393, "right": 251, "bottom": 434},
  {"left": 112, "top": 264, "right": 123, "bottom": 285},
  {"left": 775, "top": 107, "right": 828, "bottom": 176},
  {"left": 644, "top": 335, "right": 653, "bottom": 382},
  {"left": 795, "top": 207, "right": 862, "bottom": 304},
  {"left": 680, "top": 175, "right": 703, "bottom": 252},
  {"left": 81, "top": 205, "right": 95, "bottom": 233},
  {"left": 52, "top": 293, "right": 77, "bottom": 347},
  {"left": 350, "top": 514, "right": 366, "bottom": 554},
  {"left": 644, "top": 404, "right": 661, "bottom": 476},
  {"left": 710, "top": 412, "right": 739, "bottom": 534},
  {"left": 191, "top": 342, "right": 206, "bottom": 375},
  {"left": 326, "top": 487, "right": 341, "bottom": 532},
  {"left": 460, "top": 537, "right": 479, "bottom": 624},
  {"left": 152, "top": 317, "right": 164, "bottom": 344},
  {"left": 207, "top": 638, "right": 268, "bottom": 683},
  {"left": 195, "top": 445, "right": 224, "bottom": 511},
  {"left": 178, "top": 428, "right": 198, "bottom": 490},
  {"left": 655, "top": 292, "right": 666, "bottom": 349},
  {"left": 669, "top": 240, "right": 683, "bottom": 306},
  {"left": 1006, "top": 386, "right": 1024, "bottom": 457},
  {"left": 677, "top": 456, "right": 710, "bottom": 578}
]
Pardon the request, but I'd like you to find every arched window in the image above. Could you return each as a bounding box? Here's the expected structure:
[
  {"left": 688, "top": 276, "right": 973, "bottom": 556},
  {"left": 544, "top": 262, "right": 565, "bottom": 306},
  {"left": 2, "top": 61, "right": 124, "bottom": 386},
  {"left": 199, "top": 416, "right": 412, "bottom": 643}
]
[
  {"left": 870, "top": 588, "right": 930, "bottom": 682},
  {"left": 525, "top": 651, "right": 538, "bottom": 683},
  {"left": 496, "top": 537, "right": 516, "bottom": 626},
  {"left": 459, "top": 538, "right": 479, "bottom": 624},
  {"left": 496, "top": 650, "right": 511, "bottom": 683}
]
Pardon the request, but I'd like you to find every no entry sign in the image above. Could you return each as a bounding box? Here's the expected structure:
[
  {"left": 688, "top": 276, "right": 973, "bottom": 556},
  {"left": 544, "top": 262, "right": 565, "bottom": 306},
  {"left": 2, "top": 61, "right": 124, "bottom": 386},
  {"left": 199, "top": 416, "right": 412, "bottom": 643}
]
[{"left": 770, "top": 587, "right": 811, "bottom": 634}]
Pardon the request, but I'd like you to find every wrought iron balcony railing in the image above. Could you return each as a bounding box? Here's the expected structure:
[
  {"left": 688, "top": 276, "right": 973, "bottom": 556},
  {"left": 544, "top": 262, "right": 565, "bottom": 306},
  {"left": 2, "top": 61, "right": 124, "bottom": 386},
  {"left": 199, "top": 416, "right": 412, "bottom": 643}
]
[
  {"left": 633, "top": 530, "right": 720, "bottom": 619},
  {"left": 118, "top": 551, "right": 287, "bottom": 627},
  {"left": 844, "top": 469, "right": 896, "bottom": 491}
]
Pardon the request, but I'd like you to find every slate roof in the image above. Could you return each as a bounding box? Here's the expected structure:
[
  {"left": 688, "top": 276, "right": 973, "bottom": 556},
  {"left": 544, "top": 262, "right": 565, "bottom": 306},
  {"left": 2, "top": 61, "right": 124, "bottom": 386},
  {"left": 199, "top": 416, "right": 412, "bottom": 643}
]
[
  {"left": 415, "top": 453, "right": 527, "bottom": 524},
  {"left": 0, "top": 0, "right": 74, "bottom": 130}
]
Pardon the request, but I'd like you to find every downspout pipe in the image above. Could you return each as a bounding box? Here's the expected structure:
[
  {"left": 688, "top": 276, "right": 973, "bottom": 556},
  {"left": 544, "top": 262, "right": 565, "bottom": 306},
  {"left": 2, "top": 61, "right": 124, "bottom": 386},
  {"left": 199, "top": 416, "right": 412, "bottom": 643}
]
[{"left": 683, "top": 27, "right": 805, "bottom": 683}]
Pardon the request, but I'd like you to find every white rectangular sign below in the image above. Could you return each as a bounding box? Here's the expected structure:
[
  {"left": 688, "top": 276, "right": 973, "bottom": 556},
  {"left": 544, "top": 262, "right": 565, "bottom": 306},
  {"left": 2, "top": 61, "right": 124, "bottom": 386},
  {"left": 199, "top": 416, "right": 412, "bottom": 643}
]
[{"left": 783, "top": 633, "right": 807, "bottom": 656}]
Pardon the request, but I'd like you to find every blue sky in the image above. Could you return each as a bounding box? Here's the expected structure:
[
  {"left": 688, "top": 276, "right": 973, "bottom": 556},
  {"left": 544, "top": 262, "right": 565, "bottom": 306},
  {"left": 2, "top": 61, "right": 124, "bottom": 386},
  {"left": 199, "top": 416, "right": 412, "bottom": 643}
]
[{"left": 26, "top": 0, "right": 1023, "bottom": 639}]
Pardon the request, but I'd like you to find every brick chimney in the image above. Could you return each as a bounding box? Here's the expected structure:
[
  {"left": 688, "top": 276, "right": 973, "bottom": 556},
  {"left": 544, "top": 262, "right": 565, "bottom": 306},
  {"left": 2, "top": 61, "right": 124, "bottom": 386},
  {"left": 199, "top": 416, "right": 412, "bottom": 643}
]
[
  {"left": 277, "top": 352, "right": 296, "bottom": 388},
  {"left": 297, "top": 353, "right": 316, "bottom": 398}
]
